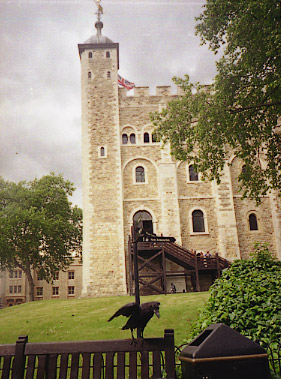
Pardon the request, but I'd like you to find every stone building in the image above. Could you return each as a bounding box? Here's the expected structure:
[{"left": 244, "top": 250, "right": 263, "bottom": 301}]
[
  {"left": 78, "top": 20, "right": 281, "bottom": 298},
  {"left": 0, "top": 258, "right": 82, "bottom": 308}
]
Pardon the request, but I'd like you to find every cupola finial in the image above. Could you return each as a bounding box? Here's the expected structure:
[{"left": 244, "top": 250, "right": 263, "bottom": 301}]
[{"left": 94, "top": 0, "right": 104, "bottom": 42}]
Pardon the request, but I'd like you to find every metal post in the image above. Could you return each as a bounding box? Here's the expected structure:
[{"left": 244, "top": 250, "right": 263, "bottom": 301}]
[
  {"left": 132, "top": 226, "right": 140, "bottom": 306},
  {"left": 132, "top": 226, "right": 141, "bottom": 338}
]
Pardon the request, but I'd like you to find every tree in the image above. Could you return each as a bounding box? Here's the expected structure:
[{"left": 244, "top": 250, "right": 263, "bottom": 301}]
[
  {"left": 151, "top": 0, "right": 281, "bottom": 201},
  {"left": 0, "top": 173, "right": 82, "bottom": 301}
]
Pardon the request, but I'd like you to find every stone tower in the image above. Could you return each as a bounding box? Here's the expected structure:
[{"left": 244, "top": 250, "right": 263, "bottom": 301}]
[
  {"left": 78, "top": 21, "right": 127, "bottom": 297},
  {"left": 78, "top": 12, "right": 281, "bottom": 298}
]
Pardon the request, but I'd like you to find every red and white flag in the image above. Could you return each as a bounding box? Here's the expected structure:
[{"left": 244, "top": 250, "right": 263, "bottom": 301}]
[{"left": 118, "top": 75, "right": 135, "bottom": 90}]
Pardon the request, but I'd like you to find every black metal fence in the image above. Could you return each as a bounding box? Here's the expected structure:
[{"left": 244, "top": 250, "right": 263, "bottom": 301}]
[{"left": 260, "top": 341, "right": 281, "bottom": 378}]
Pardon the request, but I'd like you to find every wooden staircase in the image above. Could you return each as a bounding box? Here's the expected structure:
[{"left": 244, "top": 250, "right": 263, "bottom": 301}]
[
  {"left": 129, "top": 232, "right": 230, "bottom": 295},
  {"left": 137, "top": 240, "right": 230, "bottom": 271}
]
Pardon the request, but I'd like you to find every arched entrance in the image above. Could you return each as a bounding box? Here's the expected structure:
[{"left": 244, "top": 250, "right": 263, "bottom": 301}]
[{"left": 133, "top": 210, "right": 153, "bottom": 235}]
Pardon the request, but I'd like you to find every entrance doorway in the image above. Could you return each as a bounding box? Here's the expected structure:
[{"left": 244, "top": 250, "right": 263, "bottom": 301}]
[{"left": 133, "top": 210, "right": 153, "bottom": 235}]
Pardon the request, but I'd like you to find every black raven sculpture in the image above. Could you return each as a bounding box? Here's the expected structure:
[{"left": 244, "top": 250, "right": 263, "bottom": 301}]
[{"left": 108, "top": 301, "right": 160, "bottom": 341}]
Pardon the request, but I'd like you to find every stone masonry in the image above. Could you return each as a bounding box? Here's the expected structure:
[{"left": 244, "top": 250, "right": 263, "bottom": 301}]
[{"left": 79, "top": 23, "right": 281, "bottom": 297}]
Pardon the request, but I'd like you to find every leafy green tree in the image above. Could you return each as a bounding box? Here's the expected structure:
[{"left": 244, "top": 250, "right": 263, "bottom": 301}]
[
  {"left": 151, "top": 0, "right": 281, "bottom": 201},
  {"left": 189, "top": 244, "right": 281, "bottom": 344},
  {"left": 0, "top": 173, "right": 82, "bottom": 301}
]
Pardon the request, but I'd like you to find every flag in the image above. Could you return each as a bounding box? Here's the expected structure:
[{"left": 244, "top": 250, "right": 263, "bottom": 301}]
[{"left": 118, "top": 75, "right": 135, "bottom": 90}]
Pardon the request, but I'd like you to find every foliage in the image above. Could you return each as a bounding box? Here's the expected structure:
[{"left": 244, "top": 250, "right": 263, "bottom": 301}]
[
  {"left": 151, "top": 0, "right": 281, "bottom": 201},
  {"left": 0, "top": 173, "right": 82, "bottom": 301},
  {"left": 188, "top": 244, "right": 281, "bottom": 345}
]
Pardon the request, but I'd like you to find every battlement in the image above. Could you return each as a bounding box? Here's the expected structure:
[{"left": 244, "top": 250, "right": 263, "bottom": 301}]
[{"left": 118, "top": 85, "right": 184, "bottom": 98}]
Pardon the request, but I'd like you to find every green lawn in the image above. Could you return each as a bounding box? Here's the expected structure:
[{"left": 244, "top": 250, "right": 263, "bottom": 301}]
[{"left": 0, "top": 293, "right": 209, "bottom": 346}]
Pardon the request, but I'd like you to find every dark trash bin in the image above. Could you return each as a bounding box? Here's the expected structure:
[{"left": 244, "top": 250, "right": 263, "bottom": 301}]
[{"left": 180, "top": 323, "right": 270, "bottom": 379}]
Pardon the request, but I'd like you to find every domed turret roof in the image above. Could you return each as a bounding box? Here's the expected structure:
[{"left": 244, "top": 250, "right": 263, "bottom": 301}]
[
  {"left": 83, "top": 21, "right": 114, "bottom": 45},
  {"left": 84, "top": 34, "right": 114, "bottom": 44}
]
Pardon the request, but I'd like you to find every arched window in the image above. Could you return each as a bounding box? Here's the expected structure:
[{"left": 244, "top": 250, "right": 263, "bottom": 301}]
[
  {"left": 106, "top": 51, "right": 110, "bottom": 58},
  {"left": 100, "top": 147, "right": 105, "bottom": 157},
  {"left": 133, "top": 210, "right": 153, "bottom": 235},
  {"left": 192, "top": 210, "right": 205, "bottom": 233},
  {"left": 130, "top": 133, "right": 136, "bottom": 144},
  {"left": 122, "top": 134, "right": 128, "bottom": 144},
  {"left": 136, "top": 166, "right": 145, "bottom": 183},
  {"left": 88, "top": 52, "right": 92, "bottom": 58},
  {"left": 152, "top": 133, "right": 158, "bottom": 143},
  {"left": 107, "top": 71, "right": 111, "bottom": 78},
  {"left": 144, "top": 132, "right": 150, "bottom": 143},
  {"left": 249, "top": 213, "right": 258, "bottom": 231},
  {"left": 189, "top": 165, "right": 199, "bottom": 181},
  {"left": 88, "top": 72, "right": 92, "bottom": 79}
]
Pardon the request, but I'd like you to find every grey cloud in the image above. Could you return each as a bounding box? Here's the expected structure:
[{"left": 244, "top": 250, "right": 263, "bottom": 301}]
[{"left": 0, "top": 1, "right": 217, "bottom": 209}]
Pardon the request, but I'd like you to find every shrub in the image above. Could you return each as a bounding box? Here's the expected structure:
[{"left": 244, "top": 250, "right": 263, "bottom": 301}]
[{"left": 188, "top": 243, "right": 281, "bottom": 345}]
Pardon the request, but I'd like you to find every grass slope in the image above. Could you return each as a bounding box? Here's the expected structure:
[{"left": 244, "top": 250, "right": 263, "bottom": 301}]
[{"left": 0, "top": 293, "right": 208, "bottom": 346}]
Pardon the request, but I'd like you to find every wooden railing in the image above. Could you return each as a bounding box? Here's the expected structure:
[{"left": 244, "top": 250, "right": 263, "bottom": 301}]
[{"left": 137, "top": 240, "right": 230, "bottom": 271}]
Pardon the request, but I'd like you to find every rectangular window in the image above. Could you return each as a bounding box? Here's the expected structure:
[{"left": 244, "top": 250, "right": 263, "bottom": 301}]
[
  {"left": 14, "top": 286, "right": 17, "bottom": 294},
  {"left": 54, "top": 272, "right": 59, "bottom": 281},
  {"left": 18, "top": 270, "right": 22, "bottom": 278},
  {"left": 14, "top": 271, "right": 18, "bottom": 278},
  {"left": 68, "top": 286, "right": 75, "bottom": 295},
  {"left": 18, "top": 285, "right": 22, "bottom": 293},
  {"left": 37, "top": 273, "right": 43, "bottom": 281},
  {"left": 52, "top": 287, "right": 59, "bottom": 296},
  {"left": 37, "top": 287, "right": 43, "bottom": 296},
  {"left": 9, "top": 271, "right": 13, "bottom": 279},
  {"left": 9, "top": 286, "right": 13, "bottom": 294},
  {"left": 68, "top": 271, "right": 75, "bottom": 280}
]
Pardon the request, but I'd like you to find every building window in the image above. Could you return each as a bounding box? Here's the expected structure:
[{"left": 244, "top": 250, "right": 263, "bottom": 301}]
[
  {"left": 189, "top": 165, "right": 199, "bottom": 181},
  {"left": 100, "top": 147, "right": 105, "bottom": 157},
  {"left": 68, "top": 271, "right": 75, "bottom": 280},
  {"left": 68, "top": 286, "right": 75, "bottom": 295},
  {"left": 152, "top": 133, "right": 158, "bottom": 143},
  {"left": 107, "top": 71, "right": 111, "bottom": 78},
  {"left": 249, "top": 213, "right": 258, "bottom": 231},
  {"left": 54, "top": 272, "right": 59, "bottom": 281},
  {"left": 130, "top": 133, "right": 136, "bottom": 144},
  {"left": 122, "top": 134, "right": 128, "bottom": 144},
  {"left": 37, "top": 287, "right": 43, "bottom": 297},
  {"left": 88, "top": 71, "right": 92, "bottom": 79},
  {"left": 14, "top": 286, "right": 17, "bottom": 294},
  {"left": 88, "top": 52, "right": 92, "bottom": 58},
  {"left": 136, "top": 166, "right": 145, "bottom": 183},
  {"left": 192, "top": 210, "right": 205, "bottom": 233},
  {"left": 9, "top": 286, "right": 13, "bottom": 294},
  {"left": 106, "top": 51, "right": 110, "bottom": 58},
  {"left": 9, "top": 271, "right": 13, "bottom": 279},
  {"left": 37, "top": 272, "right": 43, "bottom": 281},
  {"left": 52, "top": 287, "right": 59, "bottom": 296},
  {"left": 18, "top": 270, "right": 22, "bottom": 278},
  {"left": 18, "top": 285, "right": 22, "bottom": 293},
  {"left": 144, "top": 132, "right": 150, "bottom": 143}
]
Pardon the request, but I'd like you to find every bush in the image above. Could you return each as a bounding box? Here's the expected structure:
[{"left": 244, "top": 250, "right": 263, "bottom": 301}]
[{"left": 188, "top": 243, "right": 281, "bottom": 345}]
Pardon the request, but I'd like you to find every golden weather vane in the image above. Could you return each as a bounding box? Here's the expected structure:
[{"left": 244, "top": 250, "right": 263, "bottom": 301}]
[{"left": 94, "top": 0, "right": 103, "bottom": 21}]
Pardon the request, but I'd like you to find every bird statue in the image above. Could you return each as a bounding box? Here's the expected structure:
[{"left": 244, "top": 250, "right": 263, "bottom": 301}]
[{"left": 108, "top": 301, "right": 160, "bottom": 342}]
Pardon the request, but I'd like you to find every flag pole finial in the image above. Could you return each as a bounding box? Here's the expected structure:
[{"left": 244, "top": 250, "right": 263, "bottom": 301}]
[
  {"left": 94, "top": 0, "right": 103, "bottom": 22},
  {"left": 94, "top": 0, "right": 104, "bottom": 42}
]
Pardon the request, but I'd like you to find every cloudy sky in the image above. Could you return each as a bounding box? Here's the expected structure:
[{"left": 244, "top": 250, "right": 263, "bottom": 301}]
[{"left": 0, "top": 0, "right": 218, "bottom": 208}]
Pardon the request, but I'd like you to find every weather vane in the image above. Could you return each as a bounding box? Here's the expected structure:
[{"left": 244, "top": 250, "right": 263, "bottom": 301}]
[{"left": 94, "top": 0, "right": 103, "bottom": 21}]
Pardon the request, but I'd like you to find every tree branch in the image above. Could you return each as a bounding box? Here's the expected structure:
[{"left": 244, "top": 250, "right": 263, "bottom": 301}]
[{"left": 228, "top": 101, "right": 281, "bottom": 114}]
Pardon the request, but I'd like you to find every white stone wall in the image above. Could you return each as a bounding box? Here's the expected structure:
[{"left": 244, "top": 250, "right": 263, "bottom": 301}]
[{"left": 80, "top": 43, "right": 281, "bottom": 296}]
